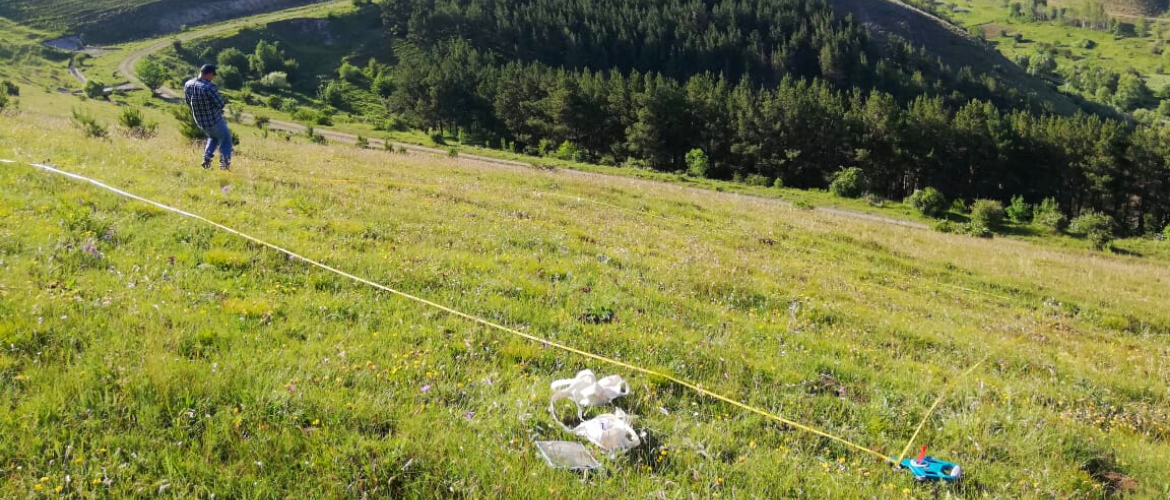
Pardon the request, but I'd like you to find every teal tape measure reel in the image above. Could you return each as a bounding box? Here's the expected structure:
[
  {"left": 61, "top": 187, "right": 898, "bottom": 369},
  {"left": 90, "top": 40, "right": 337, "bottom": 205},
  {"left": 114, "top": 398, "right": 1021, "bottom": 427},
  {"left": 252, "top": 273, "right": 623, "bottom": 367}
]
[{"left": 897, "top": 446, "right": 963, "bottom": 482}]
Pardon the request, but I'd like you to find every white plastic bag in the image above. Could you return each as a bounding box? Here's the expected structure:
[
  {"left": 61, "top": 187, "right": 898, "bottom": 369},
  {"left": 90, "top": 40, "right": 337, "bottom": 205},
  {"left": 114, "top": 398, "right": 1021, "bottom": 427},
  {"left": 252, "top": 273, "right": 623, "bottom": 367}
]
[
  {"left": 572, "top": 408, "right": 641, "bottom": 454},
  {"left": 549, "top": 369, "right": 630, "bottom": 419}
]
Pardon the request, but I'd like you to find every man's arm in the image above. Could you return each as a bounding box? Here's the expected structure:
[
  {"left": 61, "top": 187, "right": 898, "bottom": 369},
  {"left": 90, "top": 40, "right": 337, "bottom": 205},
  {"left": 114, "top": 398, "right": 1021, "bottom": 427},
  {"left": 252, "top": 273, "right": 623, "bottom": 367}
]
[
  {"left": 183, "top": 82, "right": 191, "bottom": 106},
  {"left": 210, "top": 84, "right": 226, "bottom": 111}
]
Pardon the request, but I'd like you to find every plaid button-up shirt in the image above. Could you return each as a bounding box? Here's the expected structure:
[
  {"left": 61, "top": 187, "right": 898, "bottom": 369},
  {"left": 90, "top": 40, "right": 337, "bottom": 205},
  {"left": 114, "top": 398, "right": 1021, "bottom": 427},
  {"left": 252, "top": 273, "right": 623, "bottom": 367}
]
[{"left": 183, "top": 77, "right": 226, "bottom": 130}]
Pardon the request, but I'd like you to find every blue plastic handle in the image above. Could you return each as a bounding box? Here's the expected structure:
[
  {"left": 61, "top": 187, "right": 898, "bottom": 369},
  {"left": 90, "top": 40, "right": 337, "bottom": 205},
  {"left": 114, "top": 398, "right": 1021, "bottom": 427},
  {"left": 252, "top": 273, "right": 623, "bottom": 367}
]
[{"left": 897, "top": 456, "right": 963, "bottom": 482}]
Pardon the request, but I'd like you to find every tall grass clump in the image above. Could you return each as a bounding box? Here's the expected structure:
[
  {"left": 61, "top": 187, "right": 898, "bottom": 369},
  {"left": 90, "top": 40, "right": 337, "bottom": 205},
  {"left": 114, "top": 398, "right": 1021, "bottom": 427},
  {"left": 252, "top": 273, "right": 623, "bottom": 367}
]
[
  {"left": 170, "top": 105, "right": 204, "bottom": 141},
  {"left": 117, "top": 107, "right": 157, "bottom": 138},
  {"left": 70, "top": 108, "right": 107, "bottom": 138}
]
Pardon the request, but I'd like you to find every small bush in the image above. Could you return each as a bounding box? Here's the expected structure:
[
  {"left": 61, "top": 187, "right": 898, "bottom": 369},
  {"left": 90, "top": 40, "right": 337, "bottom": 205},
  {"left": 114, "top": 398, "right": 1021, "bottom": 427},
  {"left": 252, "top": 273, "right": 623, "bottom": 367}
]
[
  {"left": 1163, "top": 224, "right": 1170, "bottom": 241},
  {"left": 970, "top": 199, "right": 1006, "bottom": 230},
  {"left": 84, "top": 80, "right": 106, "bottom": 99},
  {"left": 254, "top": 115, "right": 270, "bottom": 128},
  {"left": 1034, "top": 197, "right": 1067, "bottom": 230},
  {"left": 0, "top": 92, "right": 8, "bottom": 111},
  {"left": 355, "top": 135, "right": 369, "bottom": 148},
  {"left": 430, "top": 131, "right": 447, "bottom": 146},
  {"left": 553, "top": 140, "right": 583, "bottom": 162},
  {"left": 829, "top": 167, "right": 866, "bottom": 198},
  {"left": 321, "top": 81, "right": 346, "bottom": 107},
  {"left": 447, "top": 147, "right": 459, "bottom": 157},
  {"left": 685, "top": 148, "right": 709, "bottom": 177},
  {"left": 118, "top": 107, "right": 158, "bottom": 139},
  {"left": 266, "top": 95, "right": 283, "bottom": 109},
  {"left": 71, "top": 108, "right": 108, "bottom": 138},
  {"left": 1, "top": 80, "right": 18, "bottom": 96},
  {"left": 950, "top": 198, "right": 969, "bottom": 214},
  {"left": 744, "top": 174, "right": 771, "bottom": 186},
  {"left": 373, "top": 75, "right": 395, "bottom": 97},
  {"left": 171, "top": 106, "right": 204, "bottom": 141},
  {"left": 1006, "top": 195, "right": 1033, "bottom": 223},
  {"left": 258, "top": 71, "right": 290, "bottom": 90},
  {"left": 1069, "top": 210, "right": 1115, "bottom": 250},
  {"left": 906, "top": 187, "right": 948, "bottom": 218}
]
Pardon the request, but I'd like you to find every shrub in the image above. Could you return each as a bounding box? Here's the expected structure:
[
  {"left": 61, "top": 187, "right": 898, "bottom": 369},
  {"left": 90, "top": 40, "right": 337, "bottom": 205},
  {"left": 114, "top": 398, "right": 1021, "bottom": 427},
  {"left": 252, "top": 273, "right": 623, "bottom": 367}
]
[
  {"left": 338, "top": 62, "right": 363, "bottom": 83},
  {"left": 553, "top": 140, "right": 584, "bottom": 161},
  {"left": 258, "top": 71, "right": 290, "bottom": 90},
  {"left": 0, "top": 92, "right": 7, "bottom": 110},
  {"left": 685, "top": 148, "right": 709, "bottom": 177},
  {"left": 950, "top": 198, "right": 969, "bottom": 214},
  {"left": 1069, "top": 210, "right": 1115, "bottom": 250},
  {"left": 963, "top": 222, "right": 993, "bottom": 238},
  {"left": 1006, "top": 195, "right": 1033, "bottom": 223},
  {"left": 447, "top": 147, "right": 459, "bottom": 157},
  {"left": 745, "top": 174, "right": 771, "bottom": 186},
  {"left": 84, "top": 80, "right": 106, "bottom": 99},
  {"left": 1034, "top": 197, "right": 1067, "bottom": 230},
  {"left": 970, "top": 199, "right": 1006, "bottom": 230},
  {"left": 355, "top": 135, "right": 368, "bottom": 148},
  {"left": 171, "top": 106, "right": 204, "bottom": 141},
  {"left": 373, "top": 75, "right": 394, "bottom": 98},
  {"left": 829, "top": 167, "right": 866, "bottom": 198},
  {"left": 266, "top": 95, "right": 283, "bottom": 109},
  {"left": 314, "top": 111, "right": 333, "bottom": 126},
  {"left": 1, "top": 80, "right": 18, "bottom": 96},
  {"left": 254, "top": 115, "right": 270, "bottom": 128},
  {"left": 321, "top": 81, "right": 346, "bottom": 107},
  {"left": 71, "top": 108, "right": 108, "bottom": 138},
  {"left": 216, "top": 65, "right": 244, "bottom": 90},
  {"left": 1163, "top": 224, "right": 1170, "bottom": 241},
  {"left": 135, "top": 59, "right": 166, "bottom": 94},
  {"left": 906, "top": 187, "right": 948, "bottom": 218},
  {"left": 932, "top": 220, "right": 957, "bottom": 233},
  {"left": 117, "top": 107, "right": 158, "bottom": 138}
]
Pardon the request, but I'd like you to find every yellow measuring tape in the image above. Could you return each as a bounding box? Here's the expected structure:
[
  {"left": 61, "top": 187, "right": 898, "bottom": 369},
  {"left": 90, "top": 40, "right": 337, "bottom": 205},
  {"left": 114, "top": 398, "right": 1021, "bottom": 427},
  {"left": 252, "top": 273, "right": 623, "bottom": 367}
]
[
  {"left": 10, "top": 160, "right": 897, "bottom": 465},
  {"left": 532, "top": 186, "right": 1034, "bottom": 465}
]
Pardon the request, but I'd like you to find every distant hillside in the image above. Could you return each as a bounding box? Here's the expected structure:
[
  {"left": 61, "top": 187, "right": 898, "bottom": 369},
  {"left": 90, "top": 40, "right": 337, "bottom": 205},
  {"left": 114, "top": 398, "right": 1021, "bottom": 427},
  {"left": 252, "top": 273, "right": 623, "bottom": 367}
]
[
  {"left": 0, "top": 0, "right": 328, "bottom": 43},
  {"left": 827, "top": 0, "right": 1082, "bottom": 115},
  {"left": 1102, "top": 0, "right": 1166, "bottom": 16}
]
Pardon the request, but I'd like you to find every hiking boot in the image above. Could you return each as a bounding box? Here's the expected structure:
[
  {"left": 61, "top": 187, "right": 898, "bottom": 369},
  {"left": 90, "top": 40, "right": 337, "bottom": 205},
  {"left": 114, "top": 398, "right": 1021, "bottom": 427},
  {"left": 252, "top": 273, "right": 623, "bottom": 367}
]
[{"left": 201, "top": 157, "right": 213, "bottom": 169}]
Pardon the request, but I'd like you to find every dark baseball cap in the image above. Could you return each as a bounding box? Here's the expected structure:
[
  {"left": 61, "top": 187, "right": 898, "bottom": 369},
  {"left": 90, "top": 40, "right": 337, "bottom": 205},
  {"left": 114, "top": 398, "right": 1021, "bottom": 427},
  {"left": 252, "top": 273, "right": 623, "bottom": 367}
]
[{"left": 199, "top": 64, "right": 217, "bottom": 75}]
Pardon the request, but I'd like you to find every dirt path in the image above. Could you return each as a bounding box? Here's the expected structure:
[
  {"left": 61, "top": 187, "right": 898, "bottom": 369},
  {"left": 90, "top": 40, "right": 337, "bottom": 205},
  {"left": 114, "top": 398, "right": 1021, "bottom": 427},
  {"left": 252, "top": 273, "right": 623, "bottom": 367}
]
[
  {"left": 68, "top": 57, "right": 86, "bottom": 84},
  {"left": 116, "top": 1, "right": 349, "bottom": 92},
  {"left": 100, "top": 2, "right": 928, "bottom": 231}
]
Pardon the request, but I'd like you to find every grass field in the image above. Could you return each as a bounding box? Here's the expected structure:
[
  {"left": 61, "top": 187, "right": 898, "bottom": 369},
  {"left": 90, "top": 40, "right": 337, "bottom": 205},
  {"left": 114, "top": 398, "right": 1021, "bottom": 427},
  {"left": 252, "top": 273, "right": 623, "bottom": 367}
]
[
  {"left": 1, "top": 81, "right": 1169, "bottom": 499},
  {"left": 944, "top": 0, "right": 1170, "bottom": 90},
  {"left": 0, "top": 0, "right": 328, "bottom": 42}
]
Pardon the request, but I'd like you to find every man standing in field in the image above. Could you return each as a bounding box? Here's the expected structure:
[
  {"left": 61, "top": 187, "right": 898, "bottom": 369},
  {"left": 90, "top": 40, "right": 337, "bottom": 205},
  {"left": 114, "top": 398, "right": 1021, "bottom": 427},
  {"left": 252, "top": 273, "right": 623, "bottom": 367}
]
[{"left": 184, "top": 64, "right": 232, "bottom": 170}]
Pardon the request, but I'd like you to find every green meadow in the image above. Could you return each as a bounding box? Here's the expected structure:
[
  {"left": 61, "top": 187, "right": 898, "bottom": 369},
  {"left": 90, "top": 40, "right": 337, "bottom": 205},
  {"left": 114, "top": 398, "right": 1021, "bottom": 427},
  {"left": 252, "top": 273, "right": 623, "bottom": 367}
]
[
  {"left": 1, "top": 1, "right": 1170, "bottom": 496},
  {"left": 0, "top": 84, "right": 1168, "bottom": 499}
]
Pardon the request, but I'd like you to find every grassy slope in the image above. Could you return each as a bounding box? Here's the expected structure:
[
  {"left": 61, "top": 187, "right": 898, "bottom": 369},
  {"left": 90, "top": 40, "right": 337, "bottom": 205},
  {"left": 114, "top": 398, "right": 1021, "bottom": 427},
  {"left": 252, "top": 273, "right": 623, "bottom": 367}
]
[
  {"left": 1, "top": 87, "right": 1169, "bottom": 499},
  {"left": 944, "top": 0, "right": 1170, "bottom": 89},
  {"left": 0, "top": 0, "right": 331, "bottom": 43},
  {"left": 0, "top": 18, "right": 74, "bottom": 90}
]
